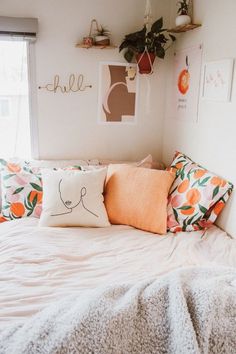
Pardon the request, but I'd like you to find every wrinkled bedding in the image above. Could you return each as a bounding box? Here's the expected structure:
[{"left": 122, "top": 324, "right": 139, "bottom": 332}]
[
  {"left": 1, "top": 267, "right": 236, "bottom": 354},
  {"left": 0, "top": 218, "right": 236, "bottom": 328}
]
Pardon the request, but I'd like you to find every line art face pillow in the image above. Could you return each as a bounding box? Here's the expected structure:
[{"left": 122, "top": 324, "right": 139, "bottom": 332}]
[
  {"left": 167, "top": 152, "right": 234, "bottom": 232},
  {"left": 104, "top": 165, "right": 175, "bottom": 234},
  {"left": 39, "top": 168, "right": 110, "bottom": 228}
]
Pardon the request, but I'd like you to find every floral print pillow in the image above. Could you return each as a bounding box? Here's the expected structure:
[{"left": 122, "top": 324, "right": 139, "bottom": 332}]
[
  {"left": 1, "top": 169, "right": 43, "bottom": 222},
  {"left": 0, "top": 159, "right": 82, "bottom": 223},
  {"left": 167, "top": 152, "right": 234, "bottom": 232}
]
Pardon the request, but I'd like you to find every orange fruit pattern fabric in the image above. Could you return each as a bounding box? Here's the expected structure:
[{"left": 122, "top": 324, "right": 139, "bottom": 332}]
[
  {"left": 0, "top": 168, "right": 43, "bottom": 221},
  {"left": 0, "top": 159, "right": 82, "bottom": 223},
  {"left": 167, "top": 152, "right": 234, "bottom": 232}
]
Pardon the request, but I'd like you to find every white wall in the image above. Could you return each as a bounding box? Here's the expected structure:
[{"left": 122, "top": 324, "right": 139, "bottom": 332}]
[
  {"left": 1, "top": 0, "right": 171, "bottom": 162},
  {"left": 163, "top": 0, "right": 236, "bottom": 237}
]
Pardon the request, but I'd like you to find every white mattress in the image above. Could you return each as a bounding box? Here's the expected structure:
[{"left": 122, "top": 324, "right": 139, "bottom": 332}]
[{"left": 0, "top": 218, "right": 236, "bottom": 327}]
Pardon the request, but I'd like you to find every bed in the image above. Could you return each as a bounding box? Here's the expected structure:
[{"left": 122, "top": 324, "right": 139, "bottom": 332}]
[
  {"left": 0, "top": 153, "right": 236, "bottom": 353},
  {"left": 0, "top": 218, "right": 235, "bottom": 325}
]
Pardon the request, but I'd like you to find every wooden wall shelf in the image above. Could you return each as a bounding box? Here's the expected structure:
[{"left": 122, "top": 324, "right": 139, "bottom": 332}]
[
  {"left": 168, "top": 24, "right": 201, "bottom": 33},
  {"left": 76, "top": 43, "right": 117, "bottom": 49}
]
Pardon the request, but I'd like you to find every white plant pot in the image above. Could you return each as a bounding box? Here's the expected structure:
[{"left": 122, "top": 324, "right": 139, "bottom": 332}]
[
  {"left": 94, "top": 35, "right": 110, "bottom": 46},
  {"left": 175, "top": 15, "right": 191, "bottom": 27}
]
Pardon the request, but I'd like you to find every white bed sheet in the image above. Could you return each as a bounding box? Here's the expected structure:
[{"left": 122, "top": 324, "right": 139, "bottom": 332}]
[{"left": 0, "top": 218, "right": 236, "bottom": 327}]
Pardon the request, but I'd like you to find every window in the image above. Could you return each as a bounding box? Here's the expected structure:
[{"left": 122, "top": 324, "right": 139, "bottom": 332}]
[
  {"left": 0, "top": 98, "right": 10, "bottom": 117},
  {"left": 0, "top": 40, "right": 32, "bottom": 158}
]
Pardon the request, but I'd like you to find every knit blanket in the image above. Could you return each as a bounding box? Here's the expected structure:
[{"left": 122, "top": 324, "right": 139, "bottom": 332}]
[{"left": 0, "top": 267, "right": 236, "bottom": 354}]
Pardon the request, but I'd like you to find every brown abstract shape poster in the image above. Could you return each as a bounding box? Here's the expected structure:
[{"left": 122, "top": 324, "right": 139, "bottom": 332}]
[{"left": 98, "top": 62, "right": 138, "bottom": 124}]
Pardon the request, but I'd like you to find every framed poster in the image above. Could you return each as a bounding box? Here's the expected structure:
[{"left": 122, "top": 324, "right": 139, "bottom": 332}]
[
  {"left": 202, "top": 59, "right": 234, "bottom": 101},
  {"left": 98, "top": 62, "right": 138, "bottom": 124},
  {"left": 172, "top": 44, "right": 203, "bottom": 122}
]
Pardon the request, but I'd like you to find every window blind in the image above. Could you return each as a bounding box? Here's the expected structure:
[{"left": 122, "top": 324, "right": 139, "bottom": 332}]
[{"left": 0, "top": 16, "right": 38, "bottom": 40}]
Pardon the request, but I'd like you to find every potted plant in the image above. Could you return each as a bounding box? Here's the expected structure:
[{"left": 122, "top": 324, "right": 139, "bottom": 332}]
[
  {"left": 175, "top": 0, "right": 191, "bottom": 27},
  {"left": 94, "top": 25, "right": 110, "bottom": 46},
  {"left": 119, "top": 17, "right": 176, "bottom": 74}
]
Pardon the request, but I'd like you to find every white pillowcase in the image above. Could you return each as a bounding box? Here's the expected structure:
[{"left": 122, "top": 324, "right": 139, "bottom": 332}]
[
  {"left": 39, "top": 168, "right": 110, "bottom": 228},
  {"left": 29, "top": 159, "right": 100, "bottom": 169}
]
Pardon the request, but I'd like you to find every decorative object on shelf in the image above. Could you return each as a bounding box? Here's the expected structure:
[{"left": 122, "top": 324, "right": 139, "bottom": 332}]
[
  {"left": 38, "top": 74, "right": 92, "bottom": 93},
  {"left": 78, "top": 19, "right": 112, "bottom": 49},
  {"left": 94, "top": 25, "right": 110, "bottom": 46},
  {"left": 175, "top": 0, "right": 191, "bottom": 27},
  {"left": 82, "top": 19, "right": 97, "bottom": 47},
  {"left": 119, "top": 17, "right": 176, "bottom": 74},
  {"left": 76, "top": 43, "right": 116, "bottom": 49},
  {"left": 171, "top": 44, "right": 202, "bottom": 122},
  {"left": 202, "top": 59, "right": 234, "bottom": 102},
  {"left": 98, "top": 62, "right": 138, "bottom": 124},
  {"left": 170, "top": 0, "right": 201, "bottom": 33}
]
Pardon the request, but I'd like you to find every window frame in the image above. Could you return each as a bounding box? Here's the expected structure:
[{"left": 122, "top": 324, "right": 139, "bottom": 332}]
[{"left": 27, "top": 40, "right": 39, "bottom": 159}]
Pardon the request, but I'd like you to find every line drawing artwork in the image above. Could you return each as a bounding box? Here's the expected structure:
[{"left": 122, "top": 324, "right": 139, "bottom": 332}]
[
  {"left": 202, "top": 59, "right": 234, "bottom": 102},
  {"left": 51, "top": 179, "right": 98, "bottom": 218}
]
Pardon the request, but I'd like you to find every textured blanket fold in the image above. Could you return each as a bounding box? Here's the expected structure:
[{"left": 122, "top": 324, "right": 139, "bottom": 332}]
[{"left": 0, "top": 267, "right": 236, "bottom": 354}]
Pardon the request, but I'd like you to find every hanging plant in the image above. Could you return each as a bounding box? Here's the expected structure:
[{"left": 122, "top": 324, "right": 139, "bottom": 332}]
[{"left": 119, "top": 17, "right": 176, "bottom": 74}]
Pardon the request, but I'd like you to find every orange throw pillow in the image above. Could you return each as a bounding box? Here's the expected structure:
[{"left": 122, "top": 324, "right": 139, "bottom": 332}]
[{"left": 104, "top": 165, "right": 175, "bottom": 234}]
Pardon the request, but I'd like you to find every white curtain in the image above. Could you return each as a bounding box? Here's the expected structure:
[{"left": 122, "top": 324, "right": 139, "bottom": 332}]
[{"left": 0, "top": 39, "right": 31, "bottom": 158}]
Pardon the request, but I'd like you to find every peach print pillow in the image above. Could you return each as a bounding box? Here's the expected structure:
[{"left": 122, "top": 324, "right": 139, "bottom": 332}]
[
  {"left": 167, "top": 152, "right": 234, "bottom": 232},
  {"left": 104, "top": 165, "right": 175, "bottom": 234}
]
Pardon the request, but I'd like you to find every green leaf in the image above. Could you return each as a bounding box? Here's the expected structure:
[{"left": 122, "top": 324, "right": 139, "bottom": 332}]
[
  {"left": 198, "top": 176, "right": 211, "bottom": 186},
  {"left": 182, "top": 218, "right": 187, "bottom": 231},
  {"left": 124, "top": 49, "right": 134, "bottom": 63},
  {"left": 169, "top": 185, "right": 178, "bottom": 196},
  {"left": 151, "top": 17, "right": 163, "bottom": 33},
  {"left": 155, "top": 46, "right": 165, "bottom": 59},
  {"left": 187, "top": 213, "right": 198, "bottom": 225},
  {"left": 173, "top": 208, "right": 179, "bottom": 223},
  {"left": 26, "top": 195, "right": 33, "bottom": 210},
  {"left": 30, "top": 183, "right": 42, "bottom": 192},
  {"left": 169, "top": 34, "right": 176, "bottom": 42},
  {"left": 32, "top": 194, "right": 38, "bottom": 208},
  {"left": 13, "top": 187, "right": 24, "bottom": 195},
  {"left": 3, "top": 174, "right": 15, "bottom": 180},
  {"left": 0, "top": 159, "right": 7, "bottom": 166},
  {"left": 178, "top": 205, "right": 192, "bottom": 210},
  {"left": 180, "top": 169, "right": 185, "bottom": 181},
  {"left": 27, "top": 210, "right": 34, "bottom": 217},
  {"left": 191, "top": 180, "right": 199, "bottom": 188},
  {"left": 199, "top": 205, "right": 208, "bottom": 214},
  {"left": 213, "top": 186, "right": 220, "bottom": 199}
]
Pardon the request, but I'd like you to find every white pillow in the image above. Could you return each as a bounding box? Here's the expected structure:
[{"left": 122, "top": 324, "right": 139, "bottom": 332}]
[
  {"left": 98, "top": 154, "right": 153, "bottom": 168},
  {"left": 29, "top": 159, "right": 99, "bottom": 169},
  {"left": 39, "top": 168, "right": 110, "bottom": 228}
]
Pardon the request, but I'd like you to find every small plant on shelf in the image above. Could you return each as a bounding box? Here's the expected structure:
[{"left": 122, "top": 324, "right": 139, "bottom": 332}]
[
  {"left": 119, "top": 17, "right": 176, "bottom": 74},
  {"left": 177, "top": 0, "right": 189, "bottom": 15},
  {"left": 175, "top": 0, "right": 192, "bottom": 26}
]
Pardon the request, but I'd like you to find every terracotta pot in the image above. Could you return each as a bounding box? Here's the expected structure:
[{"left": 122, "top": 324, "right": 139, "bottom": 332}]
[{"left": 136, "top": 52, "right": 155, "bottom": 74}]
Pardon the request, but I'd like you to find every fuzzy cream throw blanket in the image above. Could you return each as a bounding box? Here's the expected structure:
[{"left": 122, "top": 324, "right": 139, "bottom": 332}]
[{"left": 0, "top": 267, "right": 236, "bottom": 354}]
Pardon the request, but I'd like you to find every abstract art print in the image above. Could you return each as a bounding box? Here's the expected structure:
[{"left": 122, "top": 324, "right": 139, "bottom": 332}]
[
  {"left": 202, "top": 59, "right": 234, "bottom": 102},
  {"left": 98, "top": 62, "right": 138, "bottom": 124},
  {"left": 172, "top": 44, "right": 203, "bottom": 122}
]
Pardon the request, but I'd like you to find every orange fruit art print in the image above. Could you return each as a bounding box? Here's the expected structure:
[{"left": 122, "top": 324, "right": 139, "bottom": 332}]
[{"left": 178, "top": 55, "right": 190, "bottom": 95}]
